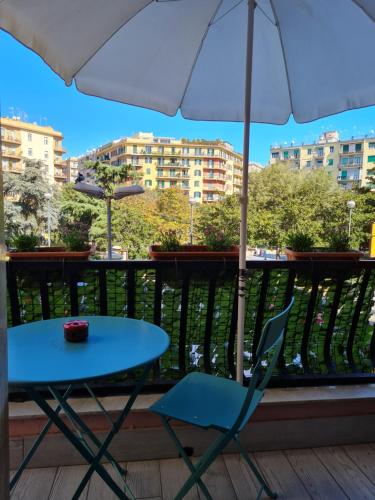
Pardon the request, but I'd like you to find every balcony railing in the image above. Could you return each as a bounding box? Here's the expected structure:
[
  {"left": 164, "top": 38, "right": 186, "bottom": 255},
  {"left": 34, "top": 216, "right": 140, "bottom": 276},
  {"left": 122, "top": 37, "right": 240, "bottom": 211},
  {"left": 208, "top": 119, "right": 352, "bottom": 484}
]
[{"left": 6, "top": 259, "right": 375, "bottom": 395}]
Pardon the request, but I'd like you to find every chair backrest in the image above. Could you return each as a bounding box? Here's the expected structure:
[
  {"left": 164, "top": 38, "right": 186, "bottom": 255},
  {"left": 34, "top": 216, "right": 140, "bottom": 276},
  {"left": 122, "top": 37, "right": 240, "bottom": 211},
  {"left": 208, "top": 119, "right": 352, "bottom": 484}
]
[{"left": 232, "top": 297, "right": 294, "bottom": 435}]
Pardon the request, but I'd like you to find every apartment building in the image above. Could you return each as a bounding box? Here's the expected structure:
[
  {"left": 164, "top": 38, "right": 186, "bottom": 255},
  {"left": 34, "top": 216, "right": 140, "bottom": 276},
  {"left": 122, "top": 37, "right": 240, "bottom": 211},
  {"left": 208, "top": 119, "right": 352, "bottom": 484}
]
[
  {"left": 78, "top": 132, "right": 246, "bottom": 203},
  {"left": 62, "top": 156, "right": 79, "bottom": 183},
  {"left": 0, "top": 117, "right": 66, "bottom": 184},
  {"left": 270, "top": 131, "right": 375, "bottom": 189}
]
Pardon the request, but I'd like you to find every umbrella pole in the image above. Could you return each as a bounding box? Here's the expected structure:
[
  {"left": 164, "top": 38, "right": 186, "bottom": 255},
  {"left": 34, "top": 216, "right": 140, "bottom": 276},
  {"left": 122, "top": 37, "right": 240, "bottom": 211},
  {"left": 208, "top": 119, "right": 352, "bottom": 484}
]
[
  {"left": 236, "top": 0, "right": 255, "bottom": 384},
  {"left": 0, "top": 116, "right": 10, "bottom": 498},
  {"left": 106, "top": 197, "right": 112, "bottom": 260}
]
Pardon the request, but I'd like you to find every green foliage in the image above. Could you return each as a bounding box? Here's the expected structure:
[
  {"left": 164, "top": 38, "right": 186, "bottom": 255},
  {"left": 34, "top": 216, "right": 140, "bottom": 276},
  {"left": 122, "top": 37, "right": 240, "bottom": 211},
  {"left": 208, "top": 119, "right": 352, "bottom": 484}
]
[
  {"left": 159, "top": 229, "right": 182, "bottom": 251},
  {"left": 286, "top": 231, "right": 314, "bottom": 252},
  {"left": 3, "top": 159, "right": 59, "bottom": 239},
  {"left": 85, "top": 161, "right": 131, "bottom": 196},
  {"left": 61, "top": 227, "right": 89, "bottom": 251},
  {"left": 10, "top": 233, "right": 39, "bottom": 252},
  {"left": 327, "top": 230, "right": 351, "bottom": 252},
  {"left": 199, "top": 223, "right": 235, "bottom": 250},
  {"left": 196, "top": 195, "right": 240, "bottom": 246}
]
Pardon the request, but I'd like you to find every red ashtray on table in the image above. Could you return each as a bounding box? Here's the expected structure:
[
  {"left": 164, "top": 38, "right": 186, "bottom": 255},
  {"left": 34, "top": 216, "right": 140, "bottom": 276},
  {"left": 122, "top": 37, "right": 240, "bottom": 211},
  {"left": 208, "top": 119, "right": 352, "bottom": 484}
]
[{"left": 64, "top": 320, "right": 89, "bottom": 343}]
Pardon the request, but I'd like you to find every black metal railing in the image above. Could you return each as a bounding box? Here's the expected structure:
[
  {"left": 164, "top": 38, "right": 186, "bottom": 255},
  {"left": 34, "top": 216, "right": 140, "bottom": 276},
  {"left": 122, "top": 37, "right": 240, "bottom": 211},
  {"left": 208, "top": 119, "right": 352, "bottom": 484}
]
[{"left": 6, "top": 259, "right": 375, "bottom": 394}]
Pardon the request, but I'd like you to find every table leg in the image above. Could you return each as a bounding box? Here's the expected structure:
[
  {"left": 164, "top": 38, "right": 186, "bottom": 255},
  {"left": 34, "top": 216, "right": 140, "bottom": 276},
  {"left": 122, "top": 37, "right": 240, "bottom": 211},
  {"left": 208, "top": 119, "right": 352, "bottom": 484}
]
[
  {"left": 25, "top": 386, "right": 131, "bottom": 500},
  {"left": 10, "top": 385, "right": 73, "bottom": 491}
]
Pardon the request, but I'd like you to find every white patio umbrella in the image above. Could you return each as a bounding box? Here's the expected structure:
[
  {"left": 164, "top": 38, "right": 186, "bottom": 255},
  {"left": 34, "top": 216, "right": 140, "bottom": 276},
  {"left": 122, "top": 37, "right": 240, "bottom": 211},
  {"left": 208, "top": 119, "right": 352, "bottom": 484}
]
[
  {"left": 1, "top": 0, "right": 375, "bottom": 390},
  {"left": 73, "top": 182, "right": 144, "bottom": 259}
]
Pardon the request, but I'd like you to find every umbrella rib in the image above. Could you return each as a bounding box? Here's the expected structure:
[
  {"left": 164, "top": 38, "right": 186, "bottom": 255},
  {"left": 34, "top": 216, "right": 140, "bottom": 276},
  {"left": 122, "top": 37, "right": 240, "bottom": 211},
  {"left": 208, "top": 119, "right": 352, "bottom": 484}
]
[
  {"left": 351, "top": 0, "right": 375, "bottom": 23},
  {"left": 269, "top": 0, "right": 293, "bottom": 118},
  {"left": 178, "top": 0, "right": 224, "bottom": 112},
  {"left": 70, "top": 0, "right": 154, "bottom": 81}
]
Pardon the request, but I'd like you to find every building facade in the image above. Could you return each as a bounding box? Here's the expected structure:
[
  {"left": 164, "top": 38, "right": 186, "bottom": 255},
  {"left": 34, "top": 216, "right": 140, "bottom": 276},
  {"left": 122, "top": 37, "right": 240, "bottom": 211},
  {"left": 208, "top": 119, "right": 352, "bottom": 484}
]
[
  {"left": 270, "top": 131, "right": 375, "bottom": 190},
  {"left": 77, "top": 132, "right": 247, "bottom": 203},
  {"left": 0, "top": 117, "right": 66, "bottom": 184},
  {"left": 62, "top": 156, "right": 79, "bottom": 183}
]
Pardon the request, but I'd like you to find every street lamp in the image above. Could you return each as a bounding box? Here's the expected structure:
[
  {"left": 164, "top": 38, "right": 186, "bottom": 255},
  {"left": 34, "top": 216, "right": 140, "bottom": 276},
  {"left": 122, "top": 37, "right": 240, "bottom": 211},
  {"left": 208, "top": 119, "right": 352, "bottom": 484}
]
[
  {"left": 44, "top": 192, "right": 53, "bottom": 246},
  {"left": 73, "top": 181, "right": 144, "bottom": 259},
  {"left": 347, "top": 200, "right": 356, "bottom": 238},
  {"left": 189, "top": 198, "right": 197, "bottom": 245}
]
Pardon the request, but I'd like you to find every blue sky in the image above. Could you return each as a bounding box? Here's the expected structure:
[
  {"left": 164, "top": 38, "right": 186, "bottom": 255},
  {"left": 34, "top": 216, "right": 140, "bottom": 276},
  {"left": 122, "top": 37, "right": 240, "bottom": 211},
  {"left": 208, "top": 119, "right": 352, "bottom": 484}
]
[{"left": 1, "top": 30, "right": 375, "bottom": 165}]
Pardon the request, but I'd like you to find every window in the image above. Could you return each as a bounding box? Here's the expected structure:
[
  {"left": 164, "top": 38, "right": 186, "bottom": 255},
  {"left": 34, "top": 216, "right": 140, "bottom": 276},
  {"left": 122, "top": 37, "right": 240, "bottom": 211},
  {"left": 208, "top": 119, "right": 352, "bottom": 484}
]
[
  {"left": 182, "top": 159, "right": 190, "bottom": 166},
  {"left": 354, "top": 156, "right": 362, "bottom": 165},
  {"left": 369, "top": 142, "right": 375, "bottom": 149},
  {"left": 341, "top": 157, "right": 348, "bottom": 166},
  {"left": 194, "top": 180, "right": 200, "bottom": 187},
  {"left": 207, "top": 148, "right": 214, "bottom": 155},
  {"left": 171, "top": 147, "right": 176, "bottom": 154},
  {"left": 157, "top": 169, "right": 163, "bottom": 177},
  {"left": 194, "top": 169, "right": 201, "bottom": 176},
  {"left": 157, "top": 157, "right": 164, "bottom": 166},
  {"left": 208, "top": 159, "right": 214, "bottom": 167},
  {"left": 355, "top": 143, "right": 362, "bottom": 152},
  {"left": 132, "top": 145, "right": 138, "bottom": 154},
  {"left": 194, "top": 191, "right": 201, "bottom": 199},
  {"left": 317, "top": 147, "right": 324, "bottom": 157},
  {"left": 195, "top": 159, "right": 202, "bottom": 165},
  {"left": 44, "top": 136, "right": 48, "bottom": 145},
  {"left": 329, "top": 146, "right": 334, "bottom": 153},
  {"left": 145, "top": 180, "right": 152, "bottom": 187},
  {"left": 342, "top": 144, "right": 349, "bottom": 153},
  {"left": 131, "top": 156, "right": 137, "bottom": 166},
  {"left": 44, "top": 151, "right": 49, "bottom": 159},
  {"left": 307, "top": 148, "right": 312, "bottom": 155},
  {"left": 293, "top": 149, "right": 299, "bottom": 158},
  {"left": 145, "top": 156, "right": 152, "bottom": 164},
  {"left": 28, "top": 148, "right": 33, "bottom": 156},
  {"left": 306, "top": 160, "right": 311, "bottom": 168},
  {"left": 182, "top": 181, "right": 189, "bottom": 189},
  {"left": 170, "top": 180, "right": 177, "bottom": 187},
  {"left": 182, "top": 147, "right": 189, "bottom": 155},
  {"left": 195, "top": 148, "right": 202, "bottom": 155},
  {"left": 170, "top": 169, "right": 176, "bottom": 177},
  {"left": 145, "top": 146, "right": 152, "bottom": 154},
  {"left": 158, "top": 146, "right": 164, "bottom": 154},
  {"left": 328, "top": 159, "right": 333, "bottom": 166},
  {"left": 146, "top": 168, "right": 151, "bottom": 175},
  {"left": 157, "top": 180, "right": 165, "bottom": 188},
  {"left": 316, "top": 159, "right": 323, "bottom": 166},
  {"left": 283, "top": 151, "right": 289, "bottom": 159},
  {"left": 28, "top": 133, "right": 32, "bottom": 141},
  {"left": 341, "top": 170, "right": 347, "bottom": 178},
  {"left": 271, "top": 152, "right": 279, "bottom": 159},
  {"left": 368, "top": 155, "right": 375, "bottom": 163}
]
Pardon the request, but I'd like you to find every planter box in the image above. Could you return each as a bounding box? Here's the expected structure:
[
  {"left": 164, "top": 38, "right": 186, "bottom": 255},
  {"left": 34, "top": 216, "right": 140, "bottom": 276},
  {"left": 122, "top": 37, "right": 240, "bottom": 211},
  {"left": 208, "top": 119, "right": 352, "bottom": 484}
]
[
  {"left": 285, "top": 247, "right": 363, "bottom": 261},
  {"left": 7, "top": 250, "right": 91, "bottom": 261},
  {"left": 149, "top": 245, "right": 239, "bottom": 261}
]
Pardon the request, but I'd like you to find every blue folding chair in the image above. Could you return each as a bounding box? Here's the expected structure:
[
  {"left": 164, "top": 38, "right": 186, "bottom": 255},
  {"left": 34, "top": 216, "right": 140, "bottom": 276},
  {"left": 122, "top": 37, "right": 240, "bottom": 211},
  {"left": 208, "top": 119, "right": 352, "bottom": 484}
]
[{"left": 150, "top": 298, "right": 294, "bottom": 500}]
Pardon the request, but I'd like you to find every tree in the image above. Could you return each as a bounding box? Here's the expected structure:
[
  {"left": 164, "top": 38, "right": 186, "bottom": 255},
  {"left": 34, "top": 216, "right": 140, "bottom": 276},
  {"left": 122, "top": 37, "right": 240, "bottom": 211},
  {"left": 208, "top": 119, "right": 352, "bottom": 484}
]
[
  {"left": 196, "top": 194, "right": 240, "bottom": 244},
  {"left": 156, "top": 188, "right": 191, "bottom": 241},
  {"left": 3, "top": 159, "right": 59, "bottom": 240}
]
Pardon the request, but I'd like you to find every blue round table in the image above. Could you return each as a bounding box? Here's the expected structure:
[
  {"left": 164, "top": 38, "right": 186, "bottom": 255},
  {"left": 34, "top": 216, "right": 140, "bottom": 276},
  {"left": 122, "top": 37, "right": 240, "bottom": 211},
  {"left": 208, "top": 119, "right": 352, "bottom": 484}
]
[
  {"left": 8, "top": 316, "right": 170, "bottom": 499},
  {"left": 8, "top": 316, "right": 170, "bottom": 386}
]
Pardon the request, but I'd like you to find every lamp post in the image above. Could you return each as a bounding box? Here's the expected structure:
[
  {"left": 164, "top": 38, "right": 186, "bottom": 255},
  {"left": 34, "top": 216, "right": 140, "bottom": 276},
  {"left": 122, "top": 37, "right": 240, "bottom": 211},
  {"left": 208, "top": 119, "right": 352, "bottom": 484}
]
[
  {"left": 73, "top": 182, "right": 144, "bottom": 259},
  {"left": 347, "top": 200, "right": 356, "bottom": 238},
  {"left": 45, "top": 192, "right": 53, "bottom": 246},
  {"left": 189, "top": 198, "right": 196, "bottom": 245}
]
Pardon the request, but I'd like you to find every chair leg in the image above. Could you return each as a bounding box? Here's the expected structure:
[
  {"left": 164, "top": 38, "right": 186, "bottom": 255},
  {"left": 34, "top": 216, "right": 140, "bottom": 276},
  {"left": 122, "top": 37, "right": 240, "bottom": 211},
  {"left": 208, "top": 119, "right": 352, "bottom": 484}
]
[
  {"left": 160, "top": 416, "right": 213, "bottom": 500},
  {"left": 233, "top": 436, "right": 277, "bottom": 499}
]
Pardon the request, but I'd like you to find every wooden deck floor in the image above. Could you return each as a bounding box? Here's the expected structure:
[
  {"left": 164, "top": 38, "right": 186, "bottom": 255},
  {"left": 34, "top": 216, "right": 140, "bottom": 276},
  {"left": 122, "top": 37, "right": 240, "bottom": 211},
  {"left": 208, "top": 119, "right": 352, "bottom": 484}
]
[{"left": 10, "top": 444, "right": 375, "bottom": 499}]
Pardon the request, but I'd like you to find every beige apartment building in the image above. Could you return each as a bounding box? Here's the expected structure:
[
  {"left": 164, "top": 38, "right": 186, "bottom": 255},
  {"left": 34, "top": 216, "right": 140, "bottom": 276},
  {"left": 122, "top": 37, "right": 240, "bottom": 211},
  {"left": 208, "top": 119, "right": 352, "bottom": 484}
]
[
  {"left": 78, "top": 132, "right": 251, "bottom": 203},
  {"left": 270, "top": 131, "right": 375, "bottom": 190},
  {"left": 0, "top": 117, "right": 66, "bottom": 184},
  {"left": 62, "top": 156, "right": 79, "bottom": 183}
]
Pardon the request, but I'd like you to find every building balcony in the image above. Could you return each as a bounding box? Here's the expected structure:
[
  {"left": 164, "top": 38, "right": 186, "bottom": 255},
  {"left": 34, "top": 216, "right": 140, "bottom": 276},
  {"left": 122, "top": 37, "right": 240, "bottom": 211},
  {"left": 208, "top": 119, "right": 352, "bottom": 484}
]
[
  {"left": 203, "top": 175, "right": 225, "bottom": 182},
  {"left": 1, "top": 148, "right": 21, "bottom": 160},
  {"left": 54, "top": 144, "right": 66, "bottom": 154},
  {"left": 6, "top": 258, "right": 375, "bottom": 498},
  {"left": 1, "top": 133, "right": 21, "bottom": 144}
]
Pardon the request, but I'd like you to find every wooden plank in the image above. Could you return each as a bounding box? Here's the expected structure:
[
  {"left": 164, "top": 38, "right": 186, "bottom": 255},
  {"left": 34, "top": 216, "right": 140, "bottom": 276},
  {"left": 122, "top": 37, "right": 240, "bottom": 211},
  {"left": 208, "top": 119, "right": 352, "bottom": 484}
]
[
  {"left": 285, "top": 448, "right": 347, "bottom": 499},
  {"left": 198, "top": 456, "right": 236, "bottom": 500},
  {"left": 254, "top": 450, "right": 310, "bottom": 499},
  {"left": 159, "top": 458, "right": 199, "bottom": 500},
  {"left": 344, "top": 444, "right": 375, "bottom": 486},
  {"left": 49, "top": 465, "right": 90, "bottom": 500},
  {"left": 126, "top": 460, "right": 161, "bottom": 499},
  {"left": 223, "top": 454, "right": 268, "bottom": 499},
  {"left": 10, "top": 467, "right": 57, "bottom": 500},
  {"left": 313, "top": 446, "right": 375, "bottom": 500},
  {"left": 86, "top": 463, "right": 126, "bottom": 500}
]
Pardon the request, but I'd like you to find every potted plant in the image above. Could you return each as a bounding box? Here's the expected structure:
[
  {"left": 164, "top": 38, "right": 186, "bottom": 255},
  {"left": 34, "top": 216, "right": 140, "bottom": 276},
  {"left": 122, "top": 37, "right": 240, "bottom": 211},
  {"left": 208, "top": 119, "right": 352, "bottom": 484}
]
[
  {"left": 285, "top": 230, "right": 363, "bottom": 261},
  {"left": 149, "top": 226, "right": 239, "bottom": 261},
  {"left": 7, "top": 229, "right": 91, "bottom": 260}
]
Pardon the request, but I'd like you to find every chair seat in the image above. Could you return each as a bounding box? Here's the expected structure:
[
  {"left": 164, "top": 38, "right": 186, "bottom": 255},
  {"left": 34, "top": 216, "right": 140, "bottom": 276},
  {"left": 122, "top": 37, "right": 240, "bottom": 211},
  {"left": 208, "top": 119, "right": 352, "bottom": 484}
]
[{"left": 150, "top": 372, "right": 262, "bottom": 432}]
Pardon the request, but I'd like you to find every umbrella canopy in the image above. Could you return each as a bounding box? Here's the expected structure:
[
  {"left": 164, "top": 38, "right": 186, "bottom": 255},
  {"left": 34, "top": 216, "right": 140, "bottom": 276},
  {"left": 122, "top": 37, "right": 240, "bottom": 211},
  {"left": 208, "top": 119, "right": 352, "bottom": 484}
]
[
  {"left": 1, "top": 0, "right": 375, "bottom": 123},
  {"left": 2, "top": 0, "right": 375, "bottom": 383}
]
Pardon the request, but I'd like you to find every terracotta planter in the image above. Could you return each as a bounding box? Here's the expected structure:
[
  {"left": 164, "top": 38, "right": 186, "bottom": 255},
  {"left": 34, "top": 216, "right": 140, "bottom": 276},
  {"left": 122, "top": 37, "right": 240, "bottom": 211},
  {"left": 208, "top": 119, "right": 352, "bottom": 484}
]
[
  {"left": 285, "top": 247, "right": 363, "bottom": 261},
  {"left": 7, "top": 250, "right": 91, "bottom": 261},
  {"left": 149, "top": 244, "right": 239, "bottom": 261}
]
